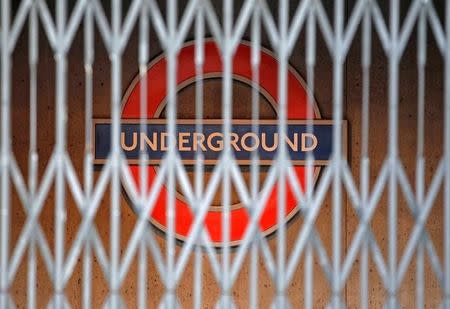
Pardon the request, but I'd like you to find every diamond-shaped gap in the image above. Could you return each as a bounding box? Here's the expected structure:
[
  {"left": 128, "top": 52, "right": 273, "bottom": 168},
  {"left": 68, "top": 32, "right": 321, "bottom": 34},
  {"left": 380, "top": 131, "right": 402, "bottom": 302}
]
[
  {"left": 84, "top": 244, "right": 112, "bottom": 308},
  {"left": 174, "top": 0, "right": 198, "bottom": 45},
  {"left": 336, "top": 247, "right": 388, "bottom": 308},
  {"left": 204, "top": 0, "right": 224, "bottom": 30},
  {"left": 124, "top": 0, "right": 195, "bottom": 49},
  {"left": 422, "top": 254, "right": 444, "bottom": 308},
  {"left": 174, "top": 248, "right": 221, "bottom": 309},
  {"left": 396, "top": 165, "right": 419, "bottom": 268},
  {"left": 231, "top": 0, "right": 250, "bottom": 28},
  {"left": 118, "top": 174, "right": 168, "bottom": 308},
  {"left": 252, "top": 2, "right": 276, "bottom": 54},
  {"left": 291, "top": 178, "right": 334, "bottom": 269},
  {"left": 64, "top": 243, "right": 84, "bottom": 309},
  {"left": 226, "top": 244, "right": 277, "bottom": 308},
  {"left": 426, "top": 2, "right": 446, "bottom": 54},
  {"left": 213, "top": 0, "right": 256, "bottom": 48},
  {"left": 8, "top": 159, "right": 29, "bottom": 263},
  {"left": 395, "top": 177, "right": 445, "bottom": 308},
  {"left": 285, "top": 251, "right": 308, "bottom": 306},
  {"left": 287, "top": 0, "right": 311, "bottom": 40},
  {"left": 423, "top": 179, "right": 445, "bottom": 278},
  {"left": 87, "top": 169, "right": 113, "bottom": 259},
  {"left": 174, "top": 249, "right": 197, "bottom": 308},
  {"left": 287, "top": 181, "right": 335, "bottom": 305},
  {"left": 259, "top": 0, "right": 307, "bottom": 40},
  {"left": 120, "top": 0, "right": 138, "bottom": 27},
  {"left": 422, "top": 181, "right": 444, "bottom": 307},
  {"left": 120, "top": 3, "right": 169, "bottom": 86},
  {"left": 11, "top": 246, "right": 55, "bottom": 308},
  {"left": 117, "top": 233, "right": 167, "bottom": 309},
  {"left": 8, "top": 180, "right": 31, "bottom": 309},
  {"left": 378, "top": 169, "right": 426, "bottom": 308},
  {"left": 398, "top": 0, "right": 432, "bottom": 38},
  {"left": 396, "top": 240, "right": 418, "bottom": 308},
  {"left": 173, "top": 246, "right": 218, "bottom": 308},
  {"left": 35, "top": 1, "right": 57, "bottom": 39},
  {"left": 406, "top": 179, "right": 444, "bottom": 307},
  {"left": 364, "top": 182, "right": 389, "bottom": 276},
  {"left": 9, "top": 0, "right": 30, "bottom": 33},
  {"left": 145, "top": 237, "right": 169, "bottom": 308},
  {"left": 285, "top": 245, "right": 333, "bottom": 308},
  {"left": 344, "top": 192, "right": 367, "bottom": 305}
]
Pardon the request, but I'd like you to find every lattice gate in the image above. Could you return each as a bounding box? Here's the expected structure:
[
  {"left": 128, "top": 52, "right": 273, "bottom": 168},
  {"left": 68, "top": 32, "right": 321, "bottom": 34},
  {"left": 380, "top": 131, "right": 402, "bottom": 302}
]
[{"left": 0, "top": 0, "right": 449, "bottom": 308}]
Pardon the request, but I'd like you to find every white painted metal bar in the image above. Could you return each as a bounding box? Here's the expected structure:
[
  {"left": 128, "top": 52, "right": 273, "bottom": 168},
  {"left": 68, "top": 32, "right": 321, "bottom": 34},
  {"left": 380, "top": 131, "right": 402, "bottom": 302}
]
[
  {"left": 416, "top": 8, "right": 426, "bottom": 301},
  {"left": 109, "top": 0, "right": 122, "bottom": 306},
  {"left": 0, "top": 0, "right": 449, "bottom": 308},
  {"left": 194, "top": 6, "right": 204, "bottom": 309},
  {"left": 220, "top": 1, "right": 233, "bottom": 306},
  {"left": 83, "top": 3, "right": 94, "bottom": 307},
  {"left": 250, "top": 5, "right": 260, "bottom": 308},
  {"left": 304, "top": 6, "right": 316, "bottom": 308},
  {"left": 53, "top": 0, "right": 68, "bottom": 306},
  {"left": 360, "top": 4, "right": 371, "bottom": 308},
  {"left": 27, "top": 3, "right": 38, "bottom": 308},
  {"left": 0, "top": 0, "right": 11, "bottom": 307},
  {"left": 331, "top": 0, "right": 344, "bottom": 305},
  {"left": 165, "top": 1, "right": 177, "bottom": 307},
  {"left": 138, "top": 2, "right": 149, "bottom": 308},
  {"left": 444, "top": 1, "right": 450, "bottom": 307},
  {"left": 275, "top": 1, "right": 288, "bottom": 305}
]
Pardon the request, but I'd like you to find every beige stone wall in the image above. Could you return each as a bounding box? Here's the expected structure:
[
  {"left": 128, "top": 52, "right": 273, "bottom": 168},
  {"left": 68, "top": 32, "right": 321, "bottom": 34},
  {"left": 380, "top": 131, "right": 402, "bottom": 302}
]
[{"left": 7, "top": 1, "right": 445, "bottom": 307}]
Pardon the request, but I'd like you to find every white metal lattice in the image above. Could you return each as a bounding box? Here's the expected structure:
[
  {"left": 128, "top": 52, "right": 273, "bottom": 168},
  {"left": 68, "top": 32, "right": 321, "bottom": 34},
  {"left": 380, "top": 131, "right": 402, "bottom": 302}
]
[{"left": 0, "top": 0, "right": 449, "bottom": 308}]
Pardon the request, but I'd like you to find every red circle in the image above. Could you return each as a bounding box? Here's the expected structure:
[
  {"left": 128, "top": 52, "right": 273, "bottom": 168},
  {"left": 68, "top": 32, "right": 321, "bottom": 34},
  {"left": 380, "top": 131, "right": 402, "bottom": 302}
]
[{"left": 122, "top": 41, "right": 319, "bottom": 245}]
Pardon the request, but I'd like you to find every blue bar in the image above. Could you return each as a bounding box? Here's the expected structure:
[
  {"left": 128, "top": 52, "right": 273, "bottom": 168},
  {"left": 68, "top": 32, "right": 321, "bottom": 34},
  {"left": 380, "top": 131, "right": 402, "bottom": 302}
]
[{"left": 94, "top": 121, "right": 336, "bottom": 165}]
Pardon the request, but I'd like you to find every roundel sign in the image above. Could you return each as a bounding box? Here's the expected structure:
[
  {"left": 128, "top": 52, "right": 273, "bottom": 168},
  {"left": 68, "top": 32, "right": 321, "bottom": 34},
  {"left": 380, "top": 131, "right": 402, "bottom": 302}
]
[{"left": 94, "top": 41, "right": 340, "bottom": 246}]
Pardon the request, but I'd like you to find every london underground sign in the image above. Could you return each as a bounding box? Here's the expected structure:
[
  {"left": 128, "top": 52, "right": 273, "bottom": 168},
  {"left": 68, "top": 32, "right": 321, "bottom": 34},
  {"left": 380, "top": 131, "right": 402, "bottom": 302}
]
[
  {"left": 94, "top": 119, "right": 333, "bottom": 165},
  {"left": 94, "top": 41, "right": 346, "bottom": 246}
]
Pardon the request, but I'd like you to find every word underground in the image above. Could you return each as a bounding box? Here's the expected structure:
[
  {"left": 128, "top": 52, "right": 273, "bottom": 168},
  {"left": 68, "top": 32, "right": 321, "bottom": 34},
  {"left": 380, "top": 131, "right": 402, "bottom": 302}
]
[{"left": 94, "top": 121, "right": 334, "bottom": 165}]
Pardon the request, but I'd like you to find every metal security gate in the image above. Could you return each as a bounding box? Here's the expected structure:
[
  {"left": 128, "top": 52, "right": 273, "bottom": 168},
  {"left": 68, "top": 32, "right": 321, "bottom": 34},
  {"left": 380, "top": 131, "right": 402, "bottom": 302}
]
[{"left": 0, "top": 0, "right": 449, "bottom": 308}]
